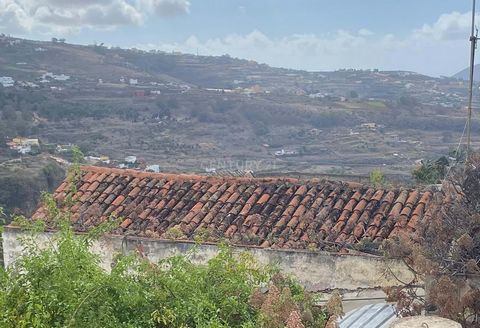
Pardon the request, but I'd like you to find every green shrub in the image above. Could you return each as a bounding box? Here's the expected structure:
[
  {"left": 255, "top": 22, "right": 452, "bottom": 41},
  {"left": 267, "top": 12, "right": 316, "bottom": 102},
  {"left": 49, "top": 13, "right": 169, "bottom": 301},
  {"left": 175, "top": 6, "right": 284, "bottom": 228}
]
[
  {"left": 412, "top": 157, "right": 449, "bottom": 185},
  {"left": 0, "top": 200, "right": 333, "bottom": 327},
  {"left": 369, "top": 169, "right": 385, "bottom": 187}
]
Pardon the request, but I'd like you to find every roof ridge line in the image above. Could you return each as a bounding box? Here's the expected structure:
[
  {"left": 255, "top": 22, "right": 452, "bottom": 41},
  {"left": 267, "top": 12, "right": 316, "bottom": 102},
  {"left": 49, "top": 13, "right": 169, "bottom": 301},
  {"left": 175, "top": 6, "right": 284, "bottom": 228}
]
[
  {"left": 78, "top": 166, "right": 429, "bottom": 192},
  {"left": 80, "top": 165, "right": 304, "bottom": 185}
]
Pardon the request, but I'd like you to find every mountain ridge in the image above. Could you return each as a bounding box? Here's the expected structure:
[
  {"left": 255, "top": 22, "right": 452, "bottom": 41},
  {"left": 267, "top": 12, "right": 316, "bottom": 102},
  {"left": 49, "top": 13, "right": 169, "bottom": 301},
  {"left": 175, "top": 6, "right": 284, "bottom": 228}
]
[{"left": 452, "top": 64, "right": 480, "bottom": 81}]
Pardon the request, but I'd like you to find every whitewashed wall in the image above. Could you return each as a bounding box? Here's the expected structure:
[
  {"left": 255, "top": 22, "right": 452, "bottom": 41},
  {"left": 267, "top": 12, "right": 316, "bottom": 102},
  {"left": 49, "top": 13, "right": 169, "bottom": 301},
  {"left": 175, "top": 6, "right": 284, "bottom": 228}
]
[{"left": 3, "top": 226, "right": 414, "bottom": 310}]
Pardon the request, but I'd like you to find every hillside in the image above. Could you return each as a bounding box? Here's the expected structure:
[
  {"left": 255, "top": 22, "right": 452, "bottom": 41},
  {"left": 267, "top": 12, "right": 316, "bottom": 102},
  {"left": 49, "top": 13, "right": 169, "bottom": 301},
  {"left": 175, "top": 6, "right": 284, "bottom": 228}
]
[
  {"left": 0, "top": 155, "right": 66, "bottom": 218},
  {"left": 452, "top": 64, "right": 480, "bottom": 81},
  {"left": 0, "top": 35, "right": 478, "bottom": 188}
]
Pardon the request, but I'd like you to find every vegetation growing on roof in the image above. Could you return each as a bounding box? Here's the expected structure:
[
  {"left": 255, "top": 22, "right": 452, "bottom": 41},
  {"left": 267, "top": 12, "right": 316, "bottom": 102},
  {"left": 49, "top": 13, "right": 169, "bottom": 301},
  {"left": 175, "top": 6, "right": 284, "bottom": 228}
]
[{"left": 369, "top": 168, "right": 385, "bottom": 187}]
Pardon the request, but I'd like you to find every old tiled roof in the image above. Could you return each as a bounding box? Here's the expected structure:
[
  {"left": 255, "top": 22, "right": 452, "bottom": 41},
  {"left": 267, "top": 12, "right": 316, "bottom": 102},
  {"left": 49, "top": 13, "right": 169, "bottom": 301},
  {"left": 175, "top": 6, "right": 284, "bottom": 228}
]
[{"left": 32, "top": 166, "right": 436, "bottom": 251}]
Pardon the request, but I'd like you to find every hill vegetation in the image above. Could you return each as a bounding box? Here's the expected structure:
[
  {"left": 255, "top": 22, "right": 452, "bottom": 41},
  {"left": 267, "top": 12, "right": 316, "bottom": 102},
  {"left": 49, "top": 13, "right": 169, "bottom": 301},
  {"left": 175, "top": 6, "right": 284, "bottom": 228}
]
[
  {"left": 0, "top": 155, "right": 65, "bottom": 218},
  {"left": 0, "top": 35, "right": 477, "bottom": 185}
]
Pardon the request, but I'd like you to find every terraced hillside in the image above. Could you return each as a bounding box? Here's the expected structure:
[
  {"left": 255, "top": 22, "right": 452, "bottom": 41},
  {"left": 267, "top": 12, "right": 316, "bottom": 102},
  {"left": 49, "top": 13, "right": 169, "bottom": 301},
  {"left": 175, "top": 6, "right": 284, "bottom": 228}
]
[{"left": 0, "top": 35, "right": 478, "bottom": 186}]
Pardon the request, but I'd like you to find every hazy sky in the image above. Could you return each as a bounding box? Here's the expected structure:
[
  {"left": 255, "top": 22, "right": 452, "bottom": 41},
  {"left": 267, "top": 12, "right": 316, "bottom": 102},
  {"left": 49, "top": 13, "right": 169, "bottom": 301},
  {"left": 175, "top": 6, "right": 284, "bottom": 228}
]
[{"left": 0, "top": 0, "right": 476, "bottom": 76}]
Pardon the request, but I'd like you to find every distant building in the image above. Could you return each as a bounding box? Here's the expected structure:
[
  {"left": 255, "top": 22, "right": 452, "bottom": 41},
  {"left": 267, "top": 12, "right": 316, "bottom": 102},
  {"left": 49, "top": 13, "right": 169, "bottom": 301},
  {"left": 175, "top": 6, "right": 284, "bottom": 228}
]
[
  {"left": 205, "top": 167, "right": 217, "bottom": 173},
  {"left": 84, "top": 156, "right": 102, "bottom": 164},
  {"left": 361, "top": 123, "right": 377, "bottom": 130},
  {"left": 125, "top": 156, "right": 137, "bottom": 164},
  {"left": 7, "top": 39, "right": 21, "bottom": 46},
  {"left": 54, "top": 74, "right": 70, "bottom": 81},
  {"left": 17, "top": 145, "right": 32, "bottom": 155},
  {"left": 84, "top": 156, "right": 110, "bottom": 165},
  {"left": 8, "top": 137, "right": 39, "bottom": 147},
  {"left": 0, "top": 76, "right": 14, "bottom": 87},
  {"left": 146, "top": 164, "right": 160, "bottom": 173},
  {"left": 243, "top": 85, "right": 262, "bottom": 94},
  {"left": 134, "top": 90, "right": 145, "bottom": 97},
  {"left": 274, "top": 149, "right": 296, "bottom": 156},
  {"left": 41, "top": 72, "right": 70, "bottom": 81},
  {"left": 18, "top": 81, "right": 39, "bottom": 88},
  {"left": 129, "top": 78, "right": 138, "bottom": 85},
  {"left": 349, "top": 129, "right": 360, "bottom": 136},
  {"left": 7, "top": 138, "right": 40, "bottom": 154},
  {"left": 56, "top": 144, "right": 75, "bottom": 153},
  {"left": 308, "top": 93, "right": 326, "bottom": 99}
]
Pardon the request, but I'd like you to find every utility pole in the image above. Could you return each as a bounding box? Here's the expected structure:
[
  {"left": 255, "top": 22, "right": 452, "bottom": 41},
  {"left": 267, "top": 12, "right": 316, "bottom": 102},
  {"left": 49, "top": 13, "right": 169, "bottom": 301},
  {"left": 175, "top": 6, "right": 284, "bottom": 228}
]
[{"left": 466, "top": 0, "right": 478, "bottom": 162}]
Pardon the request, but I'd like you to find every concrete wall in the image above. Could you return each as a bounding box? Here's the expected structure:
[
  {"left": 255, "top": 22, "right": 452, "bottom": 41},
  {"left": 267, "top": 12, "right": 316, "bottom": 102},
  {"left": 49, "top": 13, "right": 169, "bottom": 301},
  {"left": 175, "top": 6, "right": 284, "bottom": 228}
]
[{"left": 2, "top": 226, "right": 414, "bottom": 310}]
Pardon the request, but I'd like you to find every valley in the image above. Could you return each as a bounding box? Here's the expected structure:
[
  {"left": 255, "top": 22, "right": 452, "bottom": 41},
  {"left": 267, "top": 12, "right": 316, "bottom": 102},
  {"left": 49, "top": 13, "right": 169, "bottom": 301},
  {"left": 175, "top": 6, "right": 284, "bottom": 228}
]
[{"left": 1, "top": 35, "right": 478, "bottom": 198}]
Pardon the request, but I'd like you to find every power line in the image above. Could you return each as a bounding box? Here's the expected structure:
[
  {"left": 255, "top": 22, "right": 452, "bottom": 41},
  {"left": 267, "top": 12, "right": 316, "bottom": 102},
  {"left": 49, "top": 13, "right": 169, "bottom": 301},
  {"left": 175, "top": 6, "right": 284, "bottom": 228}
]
[
  {"left": 466, "top": 0, "right": 478, "bottom": 162},
  {"left": 441, "top": 119, "right": 468, "bottom": 187}
]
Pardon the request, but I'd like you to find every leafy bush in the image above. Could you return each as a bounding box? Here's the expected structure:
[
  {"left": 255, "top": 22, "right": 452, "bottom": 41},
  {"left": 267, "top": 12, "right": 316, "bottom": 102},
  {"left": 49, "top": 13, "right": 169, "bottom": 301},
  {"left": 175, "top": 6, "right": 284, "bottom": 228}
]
[
  {"left": 0, "top": 199, "right": 334, "bottom": 327},
  {"left": 369, "top": 169, "right": 385, "bottom": 187},
  {"left": 412, "top": 156, "right": 449, "bottom": 184}
]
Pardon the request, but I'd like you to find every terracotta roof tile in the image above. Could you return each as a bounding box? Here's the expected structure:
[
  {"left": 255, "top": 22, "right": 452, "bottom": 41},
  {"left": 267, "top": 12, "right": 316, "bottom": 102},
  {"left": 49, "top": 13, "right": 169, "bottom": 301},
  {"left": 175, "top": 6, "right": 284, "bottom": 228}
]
[
  {"left": 257, "top": 193, "right": 270, "bottom": 204},
  {"left": 406, "top": 190, "right": 420, "bottom": 205},
  {"left": 112, "top": 195, "right": 125, "bottom": 206},
  {"left": 87, "top": 173, "right": 100, "bottom": 183},
  {"left": 129, "top": 186, "right": 142, "bottom": 198},
  {"left": 104, "top": 173, "right": 117, "bottom": 183},
  {"left": 120, "top": 218, "right": 132, "bottom": 229},
  {"left": 371, "top": 190, "right": 385, "bottom": 202},
  {"left": 87, "top": 181, "right": 99, "bottom": 192},
  {"left": 344, "top": 198, "right": 357, "bottom": 212},
  {"left": 333, "top": 198, "right": 345, "bottom": 211},
  {"left": 79, "top": 182, "right": 91, "bottom": 192},
  {"left": 295, "top": 185, "right": 308, "bottom": 196},
  {"left": 227, "top": 192, "right": 241, "bottom": 204},
  {"left": 79, "top": 191, "right": 92, "bottom": 203},
  {"left": 55, "top": 181, "right": 69, "bottom": 194},
  {"left": 30, "top": 166, "right": 438, "bottom": 252}
]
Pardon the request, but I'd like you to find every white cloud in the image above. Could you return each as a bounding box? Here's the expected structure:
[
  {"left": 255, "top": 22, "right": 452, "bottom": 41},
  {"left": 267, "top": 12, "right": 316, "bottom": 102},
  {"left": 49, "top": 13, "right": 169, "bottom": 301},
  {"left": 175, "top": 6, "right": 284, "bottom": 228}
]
[
  {"left": 140, "top": 29, "right": 399, "bottom": 72},
  {"left": 0, "top": 0, "right": 190, "bottom": 35},
  {"left": 138, "top": 11, "right": 475, "bottom": 77},
  {"left": 413, "top": 11, "right": 477, "bottom": 41},
  {"left": 358, "top": 28, "right": 374, "bottom": 37}
]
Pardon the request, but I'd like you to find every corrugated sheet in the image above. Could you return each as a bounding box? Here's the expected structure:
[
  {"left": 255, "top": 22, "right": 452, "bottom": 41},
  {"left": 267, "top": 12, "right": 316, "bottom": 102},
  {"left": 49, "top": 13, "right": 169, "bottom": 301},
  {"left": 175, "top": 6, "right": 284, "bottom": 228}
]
[{"left": 338, "top": 303, "right": 397, "bottom": 328}]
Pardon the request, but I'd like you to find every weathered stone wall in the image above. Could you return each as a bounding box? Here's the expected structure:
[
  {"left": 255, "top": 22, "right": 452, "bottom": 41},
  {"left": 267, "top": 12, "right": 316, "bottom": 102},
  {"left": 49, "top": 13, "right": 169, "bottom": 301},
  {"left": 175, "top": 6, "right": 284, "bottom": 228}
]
[{"left": 3, "top": 226, "right": 414, "bottom": 309}]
